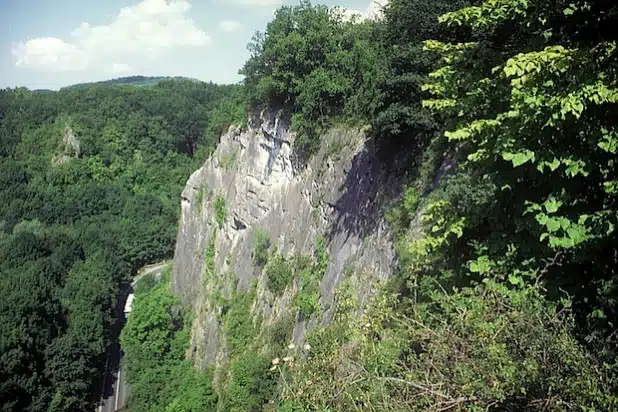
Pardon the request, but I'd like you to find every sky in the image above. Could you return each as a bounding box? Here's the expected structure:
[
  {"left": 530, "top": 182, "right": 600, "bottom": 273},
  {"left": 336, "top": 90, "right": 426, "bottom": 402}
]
[{"left": 0, "top": 0, "right": 384, "bottom": 90}]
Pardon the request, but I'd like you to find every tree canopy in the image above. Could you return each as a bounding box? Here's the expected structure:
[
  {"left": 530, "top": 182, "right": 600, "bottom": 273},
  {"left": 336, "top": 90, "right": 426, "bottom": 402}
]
[{"left": 0, "top": 79, "right": 242, "bottom": 411}]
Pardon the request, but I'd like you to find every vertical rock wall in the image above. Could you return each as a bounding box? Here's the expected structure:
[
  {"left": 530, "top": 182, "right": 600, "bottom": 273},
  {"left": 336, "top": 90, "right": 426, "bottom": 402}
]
[{"left": 172, "top": 109, "right": 398, "bottom": 370}]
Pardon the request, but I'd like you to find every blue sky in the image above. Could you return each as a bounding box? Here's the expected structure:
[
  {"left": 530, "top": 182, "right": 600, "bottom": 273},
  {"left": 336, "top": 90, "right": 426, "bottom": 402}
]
[{"left": 0, "top": 0, "right": 383, "bottom": 90}]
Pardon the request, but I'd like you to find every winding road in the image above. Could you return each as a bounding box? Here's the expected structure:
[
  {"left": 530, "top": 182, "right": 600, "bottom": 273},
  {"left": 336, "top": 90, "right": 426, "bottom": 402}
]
[{"left": 98, "top": 262, "right": 168, "bottom": 412}]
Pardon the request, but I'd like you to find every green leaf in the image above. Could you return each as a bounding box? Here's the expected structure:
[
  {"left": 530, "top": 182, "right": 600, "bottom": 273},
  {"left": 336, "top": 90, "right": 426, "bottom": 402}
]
[
  {"left": 469, "top": 255, "right": 491, "bottom": 274},
  {"left": 508, "top": 274, "right": 523, "bottom": 286},
  {"left": 563, "top": 8, "right": 574, "bottom": 16},
  {"left": 591, "top": 309, "right": 606, "bottom": 319},
  {"left": 545, "top": 217, "right": 561, "bottom": 233},
  {"left": 543, "top": 198, "right": 562, "bottom": 214},
  {"left": 502, "top": 150, "right": 535, "bottom": 167}
]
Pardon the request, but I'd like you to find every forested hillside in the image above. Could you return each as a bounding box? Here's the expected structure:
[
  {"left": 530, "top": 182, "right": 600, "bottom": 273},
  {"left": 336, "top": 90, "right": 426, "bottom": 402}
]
[
  {"left": 121, "top": 0, "right": 618, "bottom": 411},
  {"left": 0, "top": 79, "right": 243, "bottom": 411}
]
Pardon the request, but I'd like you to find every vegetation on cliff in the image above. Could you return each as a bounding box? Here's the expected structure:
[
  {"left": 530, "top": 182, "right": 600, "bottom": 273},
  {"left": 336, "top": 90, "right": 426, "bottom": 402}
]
[{"left": 214, "top": 0, "right": 618, "bottom": 410}]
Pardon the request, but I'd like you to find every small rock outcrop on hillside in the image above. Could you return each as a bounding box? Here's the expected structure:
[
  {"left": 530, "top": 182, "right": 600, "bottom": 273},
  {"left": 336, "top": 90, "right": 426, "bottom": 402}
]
[
  {"left": 52, "top": 126, "right": 81, "bottom": 165},
  {"left": 173, "top": 109, "right": 399, "bottom": 370}
]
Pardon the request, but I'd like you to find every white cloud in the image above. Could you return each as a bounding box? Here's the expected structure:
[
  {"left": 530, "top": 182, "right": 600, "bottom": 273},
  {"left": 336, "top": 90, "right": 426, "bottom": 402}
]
[
  {"left": 334, "top": 0, "right": 388, "bottom": 22},
  {"left": 12, "top": 38, "right": 88, "bottom": 71},
  {"left": 107, "top": 63, "right": 135, "bottom": 75},
  {"left": 225, "top": 0, "right": 284, "bottom": 7},
  {"left": 220, "top": 20, "right": 242, "bottom": 32},
  {"left": 13, "top": 0, "right": 211, "bottom": 73}
]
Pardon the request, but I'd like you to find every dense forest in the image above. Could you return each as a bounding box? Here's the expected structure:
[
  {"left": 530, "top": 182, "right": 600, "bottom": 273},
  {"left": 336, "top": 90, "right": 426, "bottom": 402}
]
[
  {"left": 3, "top": 0, "right": 618, "bottom": 410},
  {"left": 0, "top": 79, "right": 243, "bottom": 411}
]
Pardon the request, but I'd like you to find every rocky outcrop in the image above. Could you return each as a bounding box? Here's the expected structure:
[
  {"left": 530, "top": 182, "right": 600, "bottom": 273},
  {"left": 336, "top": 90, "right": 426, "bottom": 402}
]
[
  {"left": 172, "top": 109, "right": 399, "bottom": 370},
  {"left": 52, "top": 126, "right": 81, "bottom": 165}
]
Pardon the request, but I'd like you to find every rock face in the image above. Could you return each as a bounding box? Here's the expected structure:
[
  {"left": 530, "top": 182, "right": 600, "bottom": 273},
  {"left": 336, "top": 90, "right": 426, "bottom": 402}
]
[
  {"left": 52, "top": 126, "right": 81, "bottom": 166},
  {"left": 172, "top": 109, "right": 398, "bottom": 370}
]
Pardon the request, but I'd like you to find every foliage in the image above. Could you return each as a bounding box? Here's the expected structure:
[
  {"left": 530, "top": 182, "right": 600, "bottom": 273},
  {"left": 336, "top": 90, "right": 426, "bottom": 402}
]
[
  {"left": 385, "top": 186, "right": 421, "bottom": 233},
  {"left": 266, "top": 315, "right": 296, "bottom": 354},
  {"left": 265, "top": 253, "right": 294, "bottom": 295},
  {"left": 196, "top": 184, "right": 211, "bottom": 214},
  {"left": 423, "top": 0, "right": 618, "bottom": 339},
  {"left": 241, "top": 1, "right": 385, "bottom": 155},
  {"left": 280, "top": 280, "right": 618, "bottom": 411},
  {"left": 214, "top": 195, "right": 227, "bottom": 226},
  {"left": 120, "top": 280, "right": 217, "bottom": 412},
  {"left": 251, "top": 228, "right": 271, "bottom": 267},
  {"left": 203, "top": 235, "right": 216, "bottom": 285},
  {"left": 371, "top": 0, "right": 472, "bottom": 148},
  {"left": 7, "top": 0, "right": 618, "bottom": 409},
  {"left": 0, "top": 79, "right": 238, "bottom": 410},
  {"left": 222, "top": 291, "right": 256, "bottom": 357},
  {"left": 218, "top": 150, "right": 238, "bottom": 170},
  {"left": 293, "top": 238, "right": 329, "bottom": 318},
  {"left": 222, "top": 353, "right": 277, "bottom": 412},
  {"left": 233, "top": 0, "right": 618, "bottom": 410}
]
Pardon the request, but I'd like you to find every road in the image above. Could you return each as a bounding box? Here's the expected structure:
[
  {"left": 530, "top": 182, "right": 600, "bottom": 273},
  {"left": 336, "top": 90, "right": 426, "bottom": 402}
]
[{"left": 98, "top": 262, "right": 168, "bottom": 412}]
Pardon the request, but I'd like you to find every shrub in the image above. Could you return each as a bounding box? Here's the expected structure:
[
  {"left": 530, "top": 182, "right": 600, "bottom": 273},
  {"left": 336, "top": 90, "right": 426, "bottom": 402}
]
[
  {"left": 293, "top": 276, "right": 320, "bottom": 318},
  {"left": 251, "top": 229, "right": 271, "bottom": 267},
  {"left": 214, "top": 195, "right": 227, "bottom": 226},
  {"left": 223, "top": 292, "right": 256, "bottom": 357},
  {"left": 266, "top": 254, "right": 293, "bottom": 295},
  {"left": 280, "top": 281, "right": 618, "bottom": 411},
  {"left": 385, "top": 185, "right": 421, "bottom": 234},
  {"left": 293, "top": 239, "right": 329, "bottom": 318},
  {"left": 223, "top": 353, "right": 277, "bottom": 412},
  {"left": 267, "top": 315, "right": 295, "bottom": 353},
  {"left": 218, "top": 150, "right": 238, "bottom": 170}
]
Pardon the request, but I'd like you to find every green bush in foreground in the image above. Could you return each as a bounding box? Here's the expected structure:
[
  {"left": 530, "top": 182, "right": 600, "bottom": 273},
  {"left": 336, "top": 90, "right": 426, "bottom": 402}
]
[{"left": 279, "top": 281, "right": 618, "bottom": 411}]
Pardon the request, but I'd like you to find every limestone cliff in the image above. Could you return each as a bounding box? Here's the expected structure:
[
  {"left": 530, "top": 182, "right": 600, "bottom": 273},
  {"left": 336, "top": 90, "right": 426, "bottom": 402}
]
[{"left": 172, "top": 109, "right": 398, "bottom": 371}]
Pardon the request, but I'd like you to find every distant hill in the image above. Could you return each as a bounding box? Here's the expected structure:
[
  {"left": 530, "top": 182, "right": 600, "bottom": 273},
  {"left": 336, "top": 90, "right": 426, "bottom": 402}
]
[{"left": 61, "top": 75, "right": 201, "bottom": 90}]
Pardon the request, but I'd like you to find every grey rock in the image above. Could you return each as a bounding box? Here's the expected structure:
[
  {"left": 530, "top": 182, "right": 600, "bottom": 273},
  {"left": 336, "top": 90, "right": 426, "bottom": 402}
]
[{"left": 172, "top": 109, "right": 398, "bottom": 371}]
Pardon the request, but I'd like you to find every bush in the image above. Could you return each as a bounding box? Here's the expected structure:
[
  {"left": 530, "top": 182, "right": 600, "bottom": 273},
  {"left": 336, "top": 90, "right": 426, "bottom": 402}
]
[
  {"left": 266, "top": 254, "right": 294, "bottom": 295},
  {"left": 218, "top": 150, "right": 238, "bottom": 170},
  {"left": 223, "top": 292, "right": 256, "bottom": 357},
  {"left": 223, "top": 353, "right": 277, "bottom": 412},
  {"left": 293, "top": 239, "right": 329, "bottom": 318},
  {"left": 121, "top": 282, "right": 217, "bottom": 412},
  {"left": 213, "top": 195, "right": 227, "bottom": 226},
  {"left": 280, "top": 281, "right": 618, "bottom": 411},
  {"left": 267, "top": 315, "right": 295, "bottom": 353},
  {"left": 385, "top": 186, "right": 421, "bottom": 234},
  {"left": 251, "top": 229, "right": 271, "bottom": 267}
]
